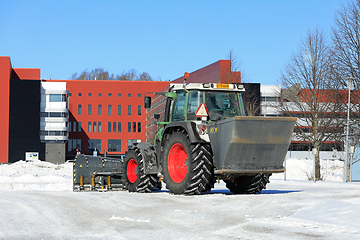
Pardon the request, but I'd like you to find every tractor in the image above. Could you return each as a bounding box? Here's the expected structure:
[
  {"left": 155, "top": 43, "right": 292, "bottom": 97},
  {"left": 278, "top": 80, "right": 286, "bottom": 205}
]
[{"left": 121, "top": 73, "right": 296, "bottom": 194}]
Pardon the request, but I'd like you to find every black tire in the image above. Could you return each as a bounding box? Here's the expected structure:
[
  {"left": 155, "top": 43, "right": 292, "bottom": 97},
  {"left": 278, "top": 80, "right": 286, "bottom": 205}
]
[
  {"left": 122, "top": 147, "right": 160, "bottom": 193},
  {"left": 224, "top": 173, "right": 271, "bottom": 194},
  {"left": 162, "top": 130, "right": 213, "bottom": 195}
]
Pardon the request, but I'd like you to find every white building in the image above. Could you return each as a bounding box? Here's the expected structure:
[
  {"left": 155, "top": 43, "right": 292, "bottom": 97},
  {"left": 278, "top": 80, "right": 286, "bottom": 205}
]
[
  {"left": 40, "top": 82, "right": 69, "bottom": 163},
  {"left": 260, "top": 85, "right": 282, "bottom": 117}
]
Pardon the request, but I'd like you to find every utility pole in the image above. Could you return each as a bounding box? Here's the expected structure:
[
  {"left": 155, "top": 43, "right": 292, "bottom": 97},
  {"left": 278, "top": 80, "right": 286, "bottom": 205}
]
[{"left": 345, "top": 78, "right": 354, "bottom": 182}]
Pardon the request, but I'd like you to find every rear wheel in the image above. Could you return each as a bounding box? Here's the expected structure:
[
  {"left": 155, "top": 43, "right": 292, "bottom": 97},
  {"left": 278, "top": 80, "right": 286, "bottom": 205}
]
[
  {"left": 162, "top": 130, "right": 213, "bottom": 195},
  {"left": 225, "top": 173, "right": 271, "bottom": 194},
  {"left": 122, "top": 147, "right": 160, "bottom": 192}
]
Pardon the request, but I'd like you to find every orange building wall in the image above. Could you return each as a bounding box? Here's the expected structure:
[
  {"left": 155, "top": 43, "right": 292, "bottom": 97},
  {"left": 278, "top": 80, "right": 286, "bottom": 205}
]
[
  {"left": 0, "top": 57, "right": 12, "bottom": 163},
  {"left": 172, "top": 60, "right": 241, "bottom": 84},
  {"left": 12, "top": 68, "right": 40, "bottom": 80},
  {"left": 49, "top": 79, "right": 169, "bottom": 155}
]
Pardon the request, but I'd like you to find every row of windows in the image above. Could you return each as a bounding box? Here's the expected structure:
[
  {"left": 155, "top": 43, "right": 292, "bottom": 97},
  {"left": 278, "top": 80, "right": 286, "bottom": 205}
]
[
  {"left": 261, "top": 96, "right": 281, "bottom": 102},
  {"left": 41, "top": 112, "right": 68, "bottom": 118},
  {"left": 288, "top": 142, "right": 343, "bottom": 151},
  {"left": 68, "top": 139, "right": 141, "bottom": 152},
  {"left": 40, "top": 130, "right": 68, "bottom": 136},
  {"left": 69, "top": 122, "right": 82, "bottom": 132},
  {"left": 77, "top": 104, "right": 141, "bottom": 116},
  {"left": 69, "top": 121, "right": 141, "bottom": 133},
  {"left": 69, "top": 93, "right": 142, "bottom": 98},
  {"left": 128, "top": 122, "right": 141, "bottom": 133}
]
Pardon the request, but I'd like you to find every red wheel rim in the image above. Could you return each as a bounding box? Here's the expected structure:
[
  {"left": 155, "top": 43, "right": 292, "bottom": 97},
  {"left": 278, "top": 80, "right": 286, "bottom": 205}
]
[
  {"left": 127, "top": 158, "right": 137, "bottom": 183},
  {"left": 168, "top": 143, "right": 188, "bottom": 183}
]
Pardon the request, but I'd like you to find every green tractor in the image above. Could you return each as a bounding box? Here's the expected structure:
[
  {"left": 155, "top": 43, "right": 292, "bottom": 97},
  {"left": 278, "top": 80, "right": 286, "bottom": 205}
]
[{"left": 122, "top": 75, "right": 296, "bottom": 195}]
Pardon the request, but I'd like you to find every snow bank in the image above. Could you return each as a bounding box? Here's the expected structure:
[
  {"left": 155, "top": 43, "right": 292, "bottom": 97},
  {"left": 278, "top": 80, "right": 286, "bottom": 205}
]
[
  {"left": 272, "top": 158, "right": 344, "bottom": 181},
  {"left": 0, "top": 158, "right": 345, "bottom": 191},
  {"left": 0, "top": 160, "right": 72, "bottom": 191}
]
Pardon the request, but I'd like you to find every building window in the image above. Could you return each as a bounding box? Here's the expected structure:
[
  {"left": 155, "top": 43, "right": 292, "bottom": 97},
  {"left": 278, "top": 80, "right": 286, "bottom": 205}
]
[
  {"left": 88, "top": 122, "right": 91, "bottom": 132},
  {"left": 50, "top": 112, "right": 61, "bottom": 117},
  {"left": 128, "top": 105, "right": 131, "bottom": 115},
  {"left": 98, "top": 122, "right": 102, "bottom": 132},
  {"left": 49, "top": 94, "right": 66, "bottom": 102},
  {"left": 118, "top": 122, "right": 121, "bottom": 132},
  {"left": 128, "top": 139, "right": 141, "bottom": 150},
  {"left": 68, "top": 139, "right": 81, "bottom": 152},
  {"left": 78, "top": 122, "right": 81, "bottom": 132},
  {"left": 88, "top": 139, "right": 101, "bottom": 152},
  {"left": 138, "top": 94, "right": 141, "bottom": 97},
  {"left": 78, "top": 93, "right": 82, "bottom": 97},
  {"left": 108, "top": 139, "right": 121, "bottom": 152},
  {"left": 88, "top": 104, "right": 92, "bottom": 115},
  {"left": 128, "top": 93, "right": 131, "bottom": 97},
  {"left": 93, "top": 122, "right": 97, "bottom": 132},
  {"left": 128, "top": 122, "right": 131, "bottom": 132},
  {"left": 108, "top": 105, "right": 112, "bottom": 115},
  {"left": 133, "top": 122, "right": 136, "bottom": 132},
  {"left": 108, "top": 93, "right": 112, "bottom": 97},
  {"left": 88, "top": 93, "right": 92, "bottom": 97},
  {"left": 68, "top": 93, "right": 72, "bottom": 97},
  {"left": 98, "top": 105, "right": 102, "bottom": 115},
  {"left": 78, "top": 104, "right": 82, "bottom": 115},
  {"left": 69, "top": 122, "right": 72, "bottom": 132},
  {"left": 73, "top": 122, "right": 77, "bottom": 132},
  {"left": 118, "top": 105, "right": 121, "bottom": 115},
  {"left": 138, "top": 105, "right": 141, "bottom": 116},
  {"left": 138, "top": 122, "right": 141, "bottom": 132},
  {"left": 118, "top": 93, "right": 122, "bottom": 97},
  {"left": 108, "top": 122, "right": 111, "bottom": 132},
  {"left": 113, "top": 122, "right": 116, "bottom": 132}
]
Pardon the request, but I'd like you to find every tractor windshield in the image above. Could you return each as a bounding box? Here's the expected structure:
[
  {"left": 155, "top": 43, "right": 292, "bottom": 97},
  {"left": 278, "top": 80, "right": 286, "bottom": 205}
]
[
  {"left": 205, "top": 91, "right": 244, "bottom": 120},
  {"left": 171, "top": 90, "right": 245, "bottom": 122}
]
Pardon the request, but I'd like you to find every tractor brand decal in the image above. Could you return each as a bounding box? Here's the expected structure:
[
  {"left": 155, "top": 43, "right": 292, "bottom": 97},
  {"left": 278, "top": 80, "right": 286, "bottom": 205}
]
[
  {"left": 209, "top": 127, "right": 217, "bottom": 133},
  {"left": 216, "top": 83, "right": 229, "bottom": 89}
]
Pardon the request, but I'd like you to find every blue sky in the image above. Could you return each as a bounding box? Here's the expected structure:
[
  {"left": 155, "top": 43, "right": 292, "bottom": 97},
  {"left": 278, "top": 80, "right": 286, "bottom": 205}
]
[{"left": 0, "top": 0, "right": 348, "bottom": 85}]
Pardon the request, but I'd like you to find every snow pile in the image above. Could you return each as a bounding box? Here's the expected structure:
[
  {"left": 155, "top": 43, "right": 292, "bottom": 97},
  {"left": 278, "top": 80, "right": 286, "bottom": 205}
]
[
  {"left": 0, "top": 158, "right": 345, "bottom": 191},
  {"left": 272, "top": 158, "right": 344, "bottom": 181},
  {"left": 0, "top": 159, "right": 72, "bottom": 191}
]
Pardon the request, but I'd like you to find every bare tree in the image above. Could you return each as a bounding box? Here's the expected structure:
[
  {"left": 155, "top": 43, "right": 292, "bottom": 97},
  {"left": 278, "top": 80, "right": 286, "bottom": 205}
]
[
  {"left": 70, "top": 68, "right": 154, "bottom": 81},
  {"left": 220, "top": 49, "right": 242, "bottom": 84},
  {"left": 224, "top": 50, "right": 260, "bottom": 115},
  {"left": 281, "top": 29, "right": 345, "bottom": 180},
  {"left": 332, "top": 0, "right": 360, "bottom": 174}
]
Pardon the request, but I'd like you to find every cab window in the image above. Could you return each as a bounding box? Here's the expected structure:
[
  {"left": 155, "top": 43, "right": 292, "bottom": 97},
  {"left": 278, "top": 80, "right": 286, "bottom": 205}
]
[
  {"left": 187, "top": 90, "right": 203, "bottom": 120},
  {"left": 171, "top": 91, "right": 186, "bottom": 121}
]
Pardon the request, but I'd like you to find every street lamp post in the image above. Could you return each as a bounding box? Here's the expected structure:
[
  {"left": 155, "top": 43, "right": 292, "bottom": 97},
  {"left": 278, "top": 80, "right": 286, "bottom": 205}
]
[{"left": 345, "top": 78, "right": 353, "bottom": 182}]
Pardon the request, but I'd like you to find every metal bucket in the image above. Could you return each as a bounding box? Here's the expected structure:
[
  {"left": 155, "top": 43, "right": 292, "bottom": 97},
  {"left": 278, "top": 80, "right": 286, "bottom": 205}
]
[{"left": 208, "top": 116, "right": 296, "bottom": 174}]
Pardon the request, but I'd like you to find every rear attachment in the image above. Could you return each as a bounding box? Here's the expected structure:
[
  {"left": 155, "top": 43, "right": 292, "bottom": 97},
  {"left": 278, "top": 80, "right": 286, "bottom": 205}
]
[
  {"left": 73, "top": 154, "right": 123, "bottom": 191},
  {"left": 208, "top": 116, "right": 296, "bottom": 175}
]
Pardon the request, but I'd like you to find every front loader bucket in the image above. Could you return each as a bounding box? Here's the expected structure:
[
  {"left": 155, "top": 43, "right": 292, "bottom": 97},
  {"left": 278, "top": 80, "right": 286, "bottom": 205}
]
[{"left": 208, "top": 116, "right": 296, "bottom": 174}]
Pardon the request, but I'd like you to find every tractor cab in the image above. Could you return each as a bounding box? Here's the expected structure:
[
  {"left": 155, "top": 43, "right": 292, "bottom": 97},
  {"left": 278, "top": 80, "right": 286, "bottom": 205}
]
[{"left": 169, "top": 83, "right": 246, "bottom": 122}]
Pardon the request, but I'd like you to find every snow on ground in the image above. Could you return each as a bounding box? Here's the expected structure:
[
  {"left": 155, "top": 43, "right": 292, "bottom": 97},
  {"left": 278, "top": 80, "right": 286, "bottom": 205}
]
[{"left": 0, "top": 159, "right": 359, "bottom": 239}]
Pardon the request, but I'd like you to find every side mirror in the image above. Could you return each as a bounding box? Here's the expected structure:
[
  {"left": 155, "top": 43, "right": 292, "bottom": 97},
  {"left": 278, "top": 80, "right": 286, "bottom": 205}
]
[
  {"left": 154, "top": 114, "right": 160, "bottom": 120},
  {"left": 144, "top": 96, "right": 151, "bottom": 108}
]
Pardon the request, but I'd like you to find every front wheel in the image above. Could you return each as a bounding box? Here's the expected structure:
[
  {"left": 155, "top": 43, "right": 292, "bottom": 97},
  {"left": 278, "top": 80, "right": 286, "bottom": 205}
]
[
  {"left": 224, "top": 173, "right": 271, "bottom": 194},
  {"left": 162, "top": 130, "right": 213, "bottom": 195},
  {"left": 122, "top": 147, "right": 160, "bottom": 193}
]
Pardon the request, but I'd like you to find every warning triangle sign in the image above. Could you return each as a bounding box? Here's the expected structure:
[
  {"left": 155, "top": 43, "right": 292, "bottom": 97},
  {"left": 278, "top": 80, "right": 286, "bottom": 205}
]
[{"left": 195, "top": 103, "right": 209, "bottom": 117}]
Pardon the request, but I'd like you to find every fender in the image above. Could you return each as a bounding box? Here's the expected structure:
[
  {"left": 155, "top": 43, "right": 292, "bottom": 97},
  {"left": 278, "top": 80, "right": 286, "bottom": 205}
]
[
  {"left": 162, "top": 121, "right": 206, "bottom": 144},
  {"left": 135, "top": 143, "right": 159, "bottom": 174}
]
